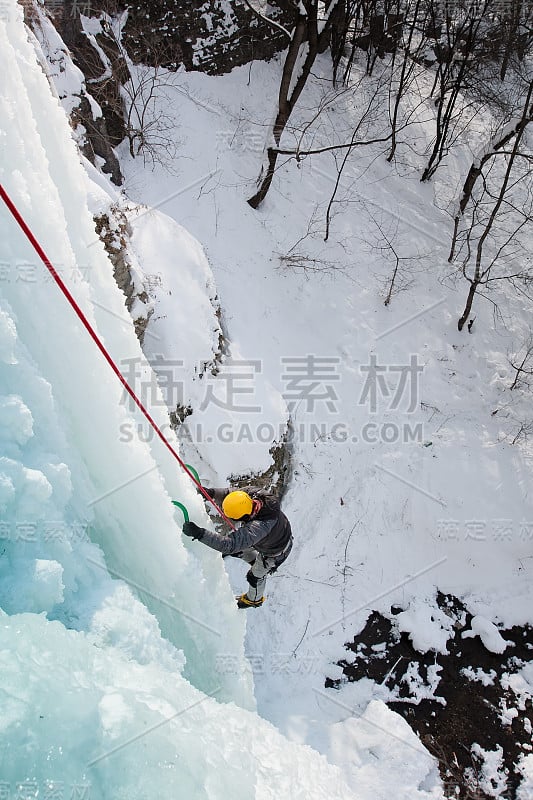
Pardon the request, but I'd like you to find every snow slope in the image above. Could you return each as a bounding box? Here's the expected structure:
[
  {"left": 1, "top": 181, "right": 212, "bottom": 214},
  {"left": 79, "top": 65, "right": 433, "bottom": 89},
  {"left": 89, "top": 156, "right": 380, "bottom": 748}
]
[
  {"left": 114, "top": 36, "right": 533, "bottom": 797},
  {"left": 125, "top": 204, "right": 288, "bottom": 481}
]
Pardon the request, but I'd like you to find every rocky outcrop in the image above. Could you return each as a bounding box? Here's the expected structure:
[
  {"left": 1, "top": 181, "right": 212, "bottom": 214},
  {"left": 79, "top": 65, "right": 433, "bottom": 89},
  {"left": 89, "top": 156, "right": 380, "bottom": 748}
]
[
  {"left": 24, "top": 1, "right": 124, "bottom": 185},
  {"left": 120, "top": 0, "right": 291, "bottom": 75},
  {"left": 93, "top": 207, "right": 154, "bottom": 345},
  {"left": 60, "top": 7, "right": 127, "bottom": 184},
  {"left": 26, "top": 1, "right": 293, "bottom": 182}
]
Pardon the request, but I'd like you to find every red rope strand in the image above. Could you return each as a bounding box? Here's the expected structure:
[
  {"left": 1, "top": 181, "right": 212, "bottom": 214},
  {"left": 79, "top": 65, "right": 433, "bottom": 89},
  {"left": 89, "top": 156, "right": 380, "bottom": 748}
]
[{"left": 0, "top": 183, "right": 234, "bottom": 529}]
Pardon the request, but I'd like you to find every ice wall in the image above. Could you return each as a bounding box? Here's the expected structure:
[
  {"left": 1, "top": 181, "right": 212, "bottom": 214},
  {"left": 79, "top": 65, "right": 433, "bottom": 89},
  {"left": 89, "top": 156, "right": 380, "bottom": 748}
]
[{"left": 0, "top": 0, "right": 254, "bottom": 707}]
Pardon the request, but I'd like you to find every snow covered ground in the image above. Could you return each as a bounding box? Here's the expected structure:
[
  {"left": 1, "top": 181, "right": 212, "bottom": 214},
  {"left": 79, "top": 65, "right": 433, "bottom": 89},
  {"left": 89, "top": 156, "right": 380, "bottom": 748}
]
[
  {"left": 114, "top": 36, "right": 533, "bottom": 797},
  {"left": 1, "top": 1, "right": 532, "bottom": 798}
]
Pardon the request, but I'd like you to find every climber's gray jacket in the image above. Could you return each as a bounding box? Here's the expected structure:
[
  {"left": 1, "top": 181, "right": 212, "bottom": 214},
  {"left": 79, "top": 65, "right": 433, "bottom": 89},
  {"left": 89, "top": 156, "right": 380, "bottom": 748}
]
[{"left": 199, "top": 487, "right": 292, "bottom": 557}]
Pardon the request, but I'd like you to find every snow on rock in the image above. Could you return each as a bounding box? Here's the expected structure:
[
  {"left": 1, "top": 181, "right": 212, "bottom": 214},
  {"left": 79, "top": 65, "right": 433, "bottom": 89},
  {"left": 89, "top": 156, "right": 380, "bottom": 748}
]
[
  {"left": 127, "top": 205, "right": 223, "bottom": 395},
  {"left": 28, "top": 4, "right": 101, "bottom": 124},
  {"left": 461, "top": 666, "right": 497, "bottom": 686},
  {"left": 499, "top": 702, "right": 519, "bottom": 726},
  {"left": 83, "top": 154, "right": 121, "bottom": 212},
  {"left": 401, "top": 661, "right": 445, "bottom": 705},
  {"left": 501, "top": 667, "right": 533, "bottom": 711},
  {"left": 468, "top": 744, "right": 508, "bottom": 798},
  {"left": 327, "top": 700, "right": 443, "bottom": 799},
  {"left": 127, "top": 204, "right": 288, "bottom": 482},
  {"left": 521, "top": 662, "right": 533, "bottom": 692},
  {"left": 462, "top": 615, "right": 512, "bottom": 654},
  {"left": 396, "top": 600, "right": 456, "bottom": 654},
  {"left": 517, "top": 754, "right": 533, "bottom": 800}
]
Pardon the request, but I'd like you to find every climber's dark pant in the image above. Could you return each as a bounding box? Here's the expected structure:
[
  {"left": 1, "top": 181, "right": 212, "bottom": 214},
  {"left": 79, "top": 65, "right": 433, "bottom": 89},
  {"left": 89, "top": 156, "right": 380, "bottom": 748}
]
[{"left": 239, "top": 538, "right": 293, "bottom": 602}]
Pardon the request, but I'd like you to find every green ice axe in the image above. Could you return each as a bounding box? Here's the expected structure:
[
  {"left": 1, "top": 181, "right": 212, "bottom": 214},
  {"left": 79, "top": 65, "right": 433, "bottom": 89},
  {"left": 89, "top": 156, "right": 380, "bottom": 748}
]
[
  {"left": 171, "top": 464, "right": 201, "bottom": 522},
  {"left": 184, "top": 464, "right": 200, "bottom": 484},
  {"left": 172, "top": 500, "right": 189, "bottom": 522}
]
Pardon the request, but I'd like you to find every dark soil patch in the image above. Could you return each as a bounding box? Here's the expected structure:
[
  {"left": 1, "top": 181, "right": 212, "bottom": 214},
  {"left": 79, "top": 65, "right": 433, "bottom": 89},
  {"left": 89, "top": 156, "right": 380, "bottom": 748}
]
[{"left": 326, "top": 594, "right": 533, "bottom": 799}]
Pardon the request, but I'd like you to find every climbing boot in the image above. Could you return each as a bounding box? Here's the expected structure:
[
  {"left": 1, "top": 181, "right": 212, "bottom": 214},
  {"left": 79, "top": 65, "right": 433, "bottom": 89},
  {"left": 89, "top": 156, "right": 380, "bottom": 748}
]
[{"left": 236, "top": 594, "right": 265, "bottom": 609}]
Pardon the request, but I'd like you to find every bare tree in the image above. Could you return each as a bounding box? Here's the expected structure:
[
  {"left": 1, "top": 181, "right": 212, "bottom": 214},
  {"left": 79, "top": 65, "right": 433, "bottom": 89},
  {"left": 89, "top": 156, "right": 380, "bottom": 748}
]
[
  {"left": 277, "top": 206, "right": 351, "bottom": 276},
  {"left": 456, "top": 80, "right": 533, "bottom": 331},
  {"left": 360, "top": 212, "right": 431, "bottom": 304},
  {"left": 386, "top": 0, "right": 428, "bottom": 162},
  {"left": 510, "top": 419, "right": 533, "bottom": 445},
  {"left": 497, "top": 0, "right": 533, "bottom": 80},
  {"left": 247, "top": 0, "right": 342, "bottom": 209},
  {"left": 90, "top": 12, "right": 181, "bottom": 169},
  {"left": 338, "top": 0, "right": 405, "bottom": 81},
  {"left": 509, "top": 333, "right": 533, "bottom": 390},
  {"left": 120, "top": 61, "right": 179, "bottom": 167},
  {"left": 323, "top": 80, "right": 390, "bottom": 239},
  {"left": 449, "top": 78, "right": 533, "bottom": 261},
  {"left": 421, "top": 0, "right": 490, "bottom": 182}
]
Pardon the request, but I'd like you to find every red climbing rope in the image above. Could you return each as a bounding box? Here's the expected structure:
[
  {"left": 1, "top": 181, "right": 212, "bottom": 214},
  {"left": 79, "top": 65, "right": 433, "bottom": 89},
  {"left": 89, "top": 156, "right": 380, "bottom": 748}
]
[{"left": 0, "top": 183, "right": 235, "bottom": 529}]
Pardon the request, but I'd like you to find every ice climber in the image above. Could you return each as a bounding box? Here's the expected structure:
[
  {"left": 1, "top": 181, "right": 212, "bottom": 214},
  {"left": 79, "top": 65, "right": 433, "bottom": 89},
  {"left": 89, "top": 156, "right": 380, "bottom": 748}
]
[{"left": 182, "top": 487, "right": 293, "bottom": 608}]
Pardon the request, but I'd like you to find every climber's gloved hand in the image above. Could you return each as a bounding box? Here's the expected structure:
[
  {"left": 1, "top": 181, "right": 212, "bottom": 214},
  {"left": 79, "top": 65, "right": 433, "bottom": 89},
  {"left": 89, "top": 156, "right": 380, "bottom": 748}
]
[{"left": 182, "top": 521, "right": 205, "bottom": 541}]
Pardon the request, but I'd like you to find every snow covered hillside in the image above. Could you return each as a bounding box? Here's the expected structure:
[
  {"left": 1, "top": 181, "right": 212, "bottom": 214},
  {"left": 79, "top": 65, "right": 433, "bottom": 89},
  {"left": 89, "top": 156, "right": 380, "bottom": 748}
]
[
  {"left": 1, "top": 1, "right": 532, "bottom": 799},
  {"left": 113, "top": 22, "right": 533, "bottom": 800}
]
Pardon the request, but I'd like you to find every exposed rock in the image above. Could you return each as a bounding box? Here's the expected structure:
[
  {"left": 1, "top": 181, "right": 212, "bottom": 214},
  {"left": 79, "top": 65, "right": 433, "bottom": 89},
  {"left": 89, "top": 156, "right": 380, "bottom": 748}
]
[
  {"left": 24, "top": 0, "right": 124, "bottom": 184},
  {"left": 71, "top": 95, "right": 123, "bottom": 185},
  {"left": 93, "top": 207, "right": 154, "bottom": 344},
  {"left": 60, "top": 7, "right": 127, "bottom": 182},
  {"left": 327, "top": 594, "right": 533, "bottom": 800},
  {"left": 229, "top": 427, "right": 292, "bottom": 498},
  {"left": 120, "top": 0, "right": 292, "bottom": 75}
]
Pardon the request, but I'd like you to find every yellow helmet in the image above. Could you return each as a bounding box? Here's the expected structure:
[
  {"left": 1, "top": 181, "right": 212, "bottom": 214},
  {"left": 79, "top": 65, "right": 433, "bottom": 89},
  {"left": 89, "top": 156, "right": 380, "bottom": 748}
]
[{"left": 222, "top": 490, "right": 253, "bottom": 520}]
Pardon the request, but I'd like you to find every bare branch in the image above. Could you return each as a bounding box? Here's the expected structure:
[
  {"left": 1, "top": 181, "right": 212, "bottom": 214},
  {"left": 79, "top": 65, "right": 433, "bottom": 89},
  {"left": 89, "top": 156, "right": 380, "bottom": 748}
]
[{"left": 240, "top": 0, "right": 293, "bottom": 39}]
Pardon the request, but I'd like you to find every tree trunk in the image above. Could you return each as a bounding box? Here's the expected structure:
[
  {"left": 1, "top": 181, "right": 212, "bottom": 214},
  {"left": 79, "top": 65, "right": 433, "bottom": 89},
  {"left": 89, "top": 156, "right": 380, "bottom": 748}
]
[
  {"left": 500, "top": 0, "right": 523, "bottom": 80},
  {"left": 449, "top": 91, "right": 533, "bottom": 260},
  {"left": 457, "top": 80, "right": 532, "bottom": 329},
  {"left": 248, "top": 1, "right": 339, "bottom": 209},
  {"left": 457, "top": 281, "right": 479, "bottom": 331},
  {"left": 448, "top": 162, "right": 481, "bottom": 260},
  {"left": 422, "top": 13, "right": 483, "bottom": 182},
  {"left": 386, "top": 0, "right": 422, "bottom": 162},
  {"left": 247, "top": 13, "right": 308, "bottom": 209}
]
